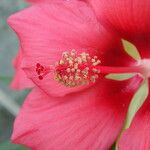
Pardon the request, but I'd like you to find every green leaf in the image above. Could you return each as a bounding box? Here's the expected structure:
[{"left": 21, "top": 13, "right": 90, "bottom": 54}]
[
  {"left": 105, "top": 73, "right": 135, "bottom": 81},
  {"left": 124, "top": 79, "right": 149, "bottom": 129},
  {"left": 0, "top": 76, "right": 12, "bottom": 85},
  {"left": 115, "top": 79, "right": 149, "bottom": 150},
  {"left": 122, "top": 39, "right": 141, "bottom": 60},
  {"left": 0, "top": 141, "right": 29, "bottom": 150}
]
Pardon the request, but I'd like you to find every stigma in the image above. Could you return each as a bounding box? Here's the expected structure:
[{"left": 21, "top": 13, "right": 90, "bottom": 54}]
[{"left": 35, "top": 50, "right": 101, "bottom": 87}]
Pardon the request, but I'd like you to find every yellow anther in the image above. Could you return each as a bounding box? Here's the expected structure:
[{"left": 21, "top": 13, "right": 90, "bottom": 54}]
[{"left": 54, "top": 49, "right": 101, "bottom": 87}]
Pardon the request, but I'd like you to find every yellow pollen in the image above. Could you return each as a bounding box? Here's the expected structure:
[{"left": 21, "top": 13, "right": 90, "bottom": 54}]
[{"left": 54, "top": 49, "right": 101, "bottom": 87}]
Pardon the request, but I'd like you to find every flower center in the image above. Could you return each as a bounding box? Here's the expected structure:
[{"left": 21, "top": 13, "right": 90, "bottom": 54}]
[
  {"left": 35, "top": 50, "right": 150, "bottom": 87},
  {"left": 35, "top": 50, "right": 101, "bottom": 87},
  {"left": 54, "top": 50, "right": 101, "bottom": 87}
]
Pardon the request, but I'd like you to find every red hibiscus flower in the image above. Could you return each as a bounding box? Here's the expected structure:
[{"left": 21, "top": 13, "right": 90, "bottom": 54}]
[{"left": 8, "top": 0, "right": 147, "bottom": 149}]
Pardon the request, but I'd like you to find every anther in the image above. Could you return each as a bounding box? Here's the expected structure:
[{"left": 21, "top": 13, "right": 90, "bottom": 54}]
[{"left": 54, "top": 50, "right": 101, "bottom": 87}]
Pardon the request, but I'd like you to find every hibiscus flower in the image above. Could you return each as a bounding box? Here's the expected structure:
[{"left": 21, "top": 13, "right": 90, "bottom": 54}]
[{"left": 8, "top": 0, "right": 145, "bottom": 149}]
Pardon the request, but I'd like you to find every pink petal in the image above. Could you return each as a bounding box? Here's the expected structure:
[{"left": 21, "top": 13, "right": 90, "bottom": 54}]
[
  {"left": 11, "top": 76, "right": 141, "bottom": 150},
  {"left": 8, "top": 1, "right": 103, "bottom": 56},
  {"left": 88, "top": 0, "right": 150, "bottom": 37},
  {"left": 8, "top": 1, "right": 135, "bottom": 97},
  {"left": 11, "top": 50, "right": 34, "bottom": 89},
  {"left": 88, "top": 0, "right": 150, "bottom": 56},
  {"left": 119, "top": 81, "right": 150, "bottom": 150}
]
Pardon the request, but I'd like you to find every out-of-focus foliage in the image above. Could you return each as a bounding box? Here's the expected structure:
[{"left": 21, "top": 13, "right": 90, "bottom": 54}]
[{"left": 0, "top": 141, "right": 27, "bottom": 150}]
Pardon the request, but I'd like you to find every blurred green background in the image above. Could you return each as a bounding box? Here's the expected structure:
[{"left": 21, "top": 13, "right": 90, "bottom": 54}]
[{"left": 0, "top": 0, "right": 29, "bottom": 149}]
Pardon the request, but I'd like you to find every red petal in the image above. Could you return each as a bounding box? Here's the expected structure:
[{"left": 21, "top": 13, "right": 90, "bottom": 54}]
[
  {"left": 132, "top": 40, "right": 150, "bottom": 59},
  {"left": 11, "top": 76, "right": 141, "bottom": 150},
  {"left": 8, "top": 1, "right": 135, "bottom": 96},
  {"left": 88, "top": 0, "right": 150, "bottom": 56},
  {"left": 119, "top": 80, "right": 150, "bottom": 150},
  {"left": 88, "top": 0, "right": 150, "bottom": 37}
]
